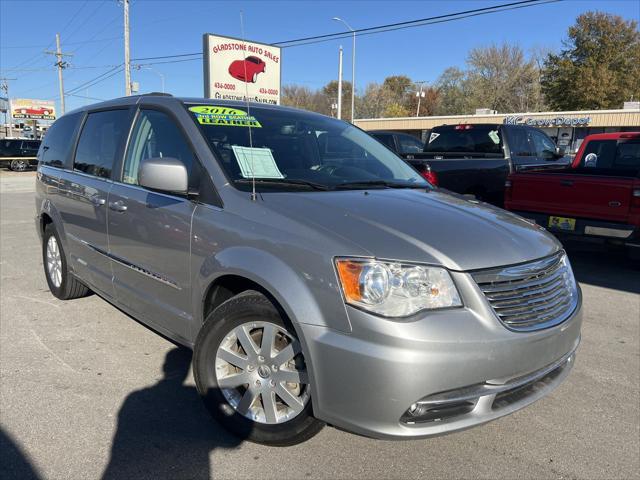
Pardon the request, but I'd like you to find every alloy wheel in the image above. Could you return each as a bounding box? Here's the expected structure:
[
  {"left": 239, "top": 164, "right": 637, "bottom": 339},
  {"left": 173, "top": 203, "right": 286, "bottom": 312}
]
[
  {"left": 46, "top": 235, "right": 62, "bottom": 288},
  {"left": 215, "top": 321, "right": 310, "bottom": 424}
]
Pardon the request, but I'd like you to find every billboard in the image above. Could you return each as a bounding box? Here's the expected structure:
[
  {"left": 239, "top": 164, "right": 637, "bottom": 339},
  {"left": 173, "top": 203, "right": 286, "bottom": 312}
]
[
  {"left": 203, "top": 34, "right": 281, "bottom": 105},
  {"left": 10, "top": 99, "right": 56, "bottom": 120}
]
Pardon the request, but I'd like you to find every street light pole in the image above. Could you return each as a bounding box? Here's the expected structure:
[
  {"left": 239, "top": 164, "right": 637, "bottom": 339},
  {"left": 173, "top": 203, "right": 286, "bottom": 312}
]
[
  {"left": 333, "top": 17, "right": 355, "bottom": 123},
  {"left": 415, "top": 81, "right": 426, "bottom": 117},
  {"left": 337, "top": 45, "right": 343, "bottom": 120},
  {"left": 133, "top": 65, "right": 166, "bottom": 93}
]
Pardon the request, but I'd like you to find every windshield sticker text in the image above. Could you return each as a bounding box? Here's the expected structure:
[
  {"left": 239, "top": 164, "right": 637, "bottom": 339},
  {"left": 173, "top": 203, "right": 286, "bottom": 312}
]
[
  {"left": 429, "top": 132, "right": 440, "bottom": 143},
  {"left": 189, "top": 106, "right": 262, "bottom": 127}
]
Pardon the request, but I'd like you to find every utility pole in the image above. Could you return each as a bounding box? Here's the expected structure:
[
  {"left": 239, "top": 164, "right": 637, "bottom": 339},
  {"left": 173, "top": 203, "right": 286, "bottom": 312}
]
[
  {"left": 0, "top": 77, "right": 16, "bottom": 137},
  {"left": 337, "top": 46, "right": 343, "bottom": 120},
  {"left": 123, "top": 0, "right": 131, "bottom": 96},
  {"left": 415, "top": 81, "right": 426, "bottom": 117},
  {"left": 45, "top": 34, "right": 73, "bottom": 114}
]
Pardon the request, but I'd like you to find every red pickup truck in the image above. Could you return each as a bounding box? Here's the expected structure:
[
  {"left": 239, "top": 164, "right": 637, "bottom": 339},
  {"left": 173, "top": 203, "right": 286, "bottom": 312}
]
[{"left": 505, "top": 132, "right": 640, "bottom": 258}]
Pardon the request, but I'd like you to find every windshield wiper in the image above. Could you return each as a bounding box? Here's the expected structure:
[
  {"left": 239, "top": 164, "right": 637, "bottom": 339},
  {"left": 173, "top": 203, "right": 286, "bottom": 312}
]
[
  {"left": 333, "top": 180, "right": 428, "bottom": 190},
  {"left": 234, "top": 178, "right": 330, "bottom": 191}
]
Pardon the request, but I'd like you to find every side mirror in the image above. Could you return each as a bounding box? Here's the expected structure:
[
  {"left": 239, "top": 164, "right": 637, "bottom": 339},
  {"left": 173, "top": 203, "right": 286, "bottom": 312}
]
[
  {"left": 138, "top": 157, "right": 188, "bottom": 194},
  {"left": 583, "top": 152, "right": 598, "bottom": 167}
]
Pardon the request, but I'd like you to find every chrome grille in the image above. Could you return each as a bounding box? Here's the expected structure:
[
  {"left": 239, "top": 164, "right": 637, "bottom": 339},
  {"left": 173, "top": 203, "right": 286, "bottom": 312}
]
[{"left": 472, "top": 252, "right": 578, "bottom": 332}]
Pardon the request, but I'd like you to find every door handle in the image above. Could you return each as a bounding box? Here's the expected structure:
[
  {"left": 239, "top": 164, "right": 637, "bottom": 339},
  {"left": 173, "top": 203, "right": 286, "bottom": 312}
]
[
  {"left": 90, "top": 196, "right": 106, "bottom": 207},
  {"left": 109, "top": 200, "right": 128, "bottom": 212},
  {"left": 560, "top": 180, "right": 574, "bottom": 187}
]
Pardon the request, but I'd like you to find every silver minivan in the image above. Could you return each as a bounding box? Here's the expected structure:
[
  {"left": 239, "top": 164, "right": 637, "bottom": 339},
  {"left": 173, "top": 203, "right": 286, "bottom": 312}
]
[{"left": 35, "top": 95, "right": 582, "bottom": 446}]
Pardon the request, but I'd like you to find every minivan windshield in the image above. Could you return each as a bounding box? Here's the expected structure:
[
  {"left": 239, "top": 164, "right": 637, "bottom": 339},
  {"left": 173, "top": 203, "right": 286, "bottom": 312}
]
[{"left": 187, "top": 103, "right": 428, "bottom": 191}]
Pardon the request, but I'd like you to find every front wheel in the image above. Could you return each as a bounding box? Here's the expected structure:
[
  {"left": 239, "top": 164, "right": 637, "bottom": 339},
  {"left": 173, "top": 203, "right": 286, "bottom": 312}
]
[
  {"left": 193, "top": 290, "right": 324, "bottom": 446},
  {"left": 9, "top": 159, "right": 29, "bottom": 171}
]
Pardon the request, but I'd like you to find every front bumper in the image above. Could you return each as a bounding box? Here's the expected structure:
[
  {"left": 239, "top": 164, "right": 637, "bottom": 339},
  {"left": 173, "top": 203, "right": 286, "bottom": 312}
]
[{"left": 301, "top": 271, "right": 582, "bottom": 439}]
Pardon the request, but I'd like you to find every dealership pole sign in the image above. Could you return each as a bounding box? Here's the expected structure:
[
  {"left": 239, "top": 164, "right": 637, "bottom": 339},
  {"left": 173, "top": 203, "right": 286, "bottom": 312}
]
[
  {"left": 203, "top": 34, "right": 281, "bottom": 105},
  {"left": 10, "top": 98, "right": 56, "bottom": 121}
]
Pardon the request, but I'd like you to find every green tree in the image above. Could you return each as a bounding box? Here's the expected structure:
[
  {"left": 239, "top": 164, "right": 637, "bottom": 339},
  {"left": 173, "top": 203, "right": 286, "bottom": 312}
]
[
  {"left": 465, "top": 43, "right": 542, "bottom": 112},
  {"left": 382, "top": 102, "right": 411, "bottom": 118},
  {"left": 541, "top": 11, "right": 640, "bottom": 110},
  {"left": 433, "top": 67, "right": 469, "bottom": 115},
  {"left": 321, "top": 80, "right": 354, "bottom": 119}
]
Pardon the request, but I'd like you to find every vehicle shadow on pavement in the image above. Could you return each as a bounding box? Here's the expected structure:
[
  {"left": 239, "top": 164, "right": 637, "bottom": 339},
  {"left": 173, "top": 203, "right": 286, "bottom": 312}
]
[
  {"left": 0, "top": 428, "right": 41, "bottom": 480},
  {"left": 101, "top": 347, "right": 248, "bottom": 480},
  {"left": 563, "top": 241, "right": 640, "bottom": 294}
]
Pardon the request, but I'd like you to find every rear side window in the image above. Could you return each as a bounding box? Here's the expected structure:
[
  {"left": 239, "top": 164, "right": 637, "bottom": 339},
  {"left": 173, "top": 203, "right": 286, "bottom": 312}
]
[
  {"left": 40, "top": 113, "right": 81, "bottom": 167},
  {"left": 0, "top": 140, "right": 20, "bottom": 156},
  {"left": 425, "top": 126, "right": 502, "bottom": 155},
  {"left": 507, "top": 128, "right": 534, "bottom": 157},
  {"left": 74, "top": 109, "right": 129, "bottom": 179}
]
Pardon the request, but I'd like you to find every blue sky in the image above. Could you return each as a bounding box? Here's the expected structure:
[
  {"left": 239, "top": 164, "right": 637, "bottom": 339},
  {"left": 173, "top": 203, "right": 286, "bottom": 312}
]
[{"left": 1, "top": 0, "right": 638, "bottom": 114}]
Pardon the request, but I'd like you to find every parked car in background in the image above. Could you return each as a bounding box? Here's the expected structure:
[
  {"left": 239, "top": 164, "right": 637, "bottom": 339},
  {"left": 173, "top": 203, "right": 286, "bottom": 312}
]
[
  {"left": 370, "top": 130, "right": 425, "bottom": 155},
  {"left": 36, "top": 95, "right": 581, "bottom": 446},
  {"left": 505, "top": 132, "right": 640, "bottom": 259},
  {"left": 385, "top": 123, "right": 569, "bottom": 206},
  {"left": 228, "top": 56, "right": 266, "bottom": 83},
  {"left": 0, "top": 138, "right": 41, "bottom": 171}
]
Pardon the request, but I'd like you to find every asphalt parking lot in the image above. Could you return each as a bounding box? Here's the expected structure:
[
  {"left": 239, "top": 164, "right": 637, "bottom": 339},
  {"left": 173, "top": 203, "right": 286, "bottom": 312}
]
[{"left": 1, "top": 170, "right": 638, "bottom": 480}]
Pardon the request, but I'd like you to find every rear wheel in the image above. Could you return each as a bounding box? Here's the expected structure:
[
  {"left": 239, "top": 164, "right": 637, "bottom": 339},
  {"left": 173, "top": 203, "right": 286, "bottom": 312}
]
[
  {"left": 194, "top": 290, "right": 323, "bottom": 446},
  {"left": 10, "top": 159, "right": 28, "bottom": 171},
  {"left": 42, "top": 224, "right": 90, "bottom": 300}
]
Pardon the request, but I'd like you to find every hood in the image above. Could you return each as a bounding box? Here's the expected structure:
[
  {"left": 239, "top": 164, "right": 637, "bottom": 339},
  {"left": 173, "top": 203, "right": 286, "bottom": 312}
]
[{"left": 261, "top": 188, "right": 560, "bottom": 271}]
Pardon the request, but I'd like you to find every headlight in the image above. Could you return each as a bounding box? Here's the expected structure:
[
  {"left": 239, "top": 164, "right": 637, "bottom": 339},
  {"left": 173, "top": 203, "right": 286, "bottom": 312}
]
[{"left": 335, "top": 258, "right": 462, "bottom": 317}]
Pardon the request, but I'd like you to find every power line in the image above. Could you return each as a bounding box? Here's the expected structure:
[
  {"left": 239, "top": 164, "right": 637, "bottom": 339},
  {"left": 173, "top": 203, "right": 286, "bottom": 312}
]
[
  {"left": 58, "top": 0, "right": 90, "bottom": 37},
  {"left": 65, "top": 65, "right": 124, "bottom": 95},
  {"left": 131, "top": 52, "right": 202, "bottom": 61},
  {"left": 274, "top": 0, "right": 554, "bottom": 46},
  {"left": 64, "top": 0, "right": 108, "bottom": 42},
  {"left": 126, "top": 0, "right": 559, "bottom": 63}
]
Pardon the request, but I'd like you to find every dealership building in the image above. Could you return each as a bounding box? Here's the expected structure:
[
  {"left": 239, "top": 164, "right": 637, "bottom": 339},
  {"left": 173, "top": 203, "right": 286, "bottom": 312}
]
[{"left": 355, "top": 104, "right": 640, "bottom": 154}]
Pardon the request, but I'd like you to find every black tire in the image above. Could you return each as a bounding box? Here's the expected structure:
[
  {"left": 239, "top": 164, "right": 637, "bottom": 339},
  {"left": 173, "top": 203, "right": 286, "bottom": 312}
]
[
  {"left": 42, "top": 224, "right": 90, "bottom": 300},
  {"left": 193, "top": 290, "right": 324, "bottom": 446},
  {"left": 10, "top": 159, "right": 28, "bottom": 172}
]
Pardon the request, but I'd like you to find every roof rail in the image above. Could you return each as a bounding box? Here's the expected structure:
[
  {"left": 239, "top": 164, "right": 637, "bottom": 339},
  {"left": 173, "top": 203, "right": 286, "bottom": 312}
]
[{"left": 138, "top": 92, "right": 173, "bottom": 97}]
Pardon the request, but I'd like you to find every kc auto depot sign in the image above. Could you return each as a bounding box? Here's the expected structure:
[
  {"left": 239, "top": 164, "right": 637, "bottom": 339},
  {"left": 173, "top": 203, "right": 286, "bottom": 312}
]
[
  {"left": 203, "top": 34, "right": 281, "bottom": 105},
  {"left": 503, "top": 115, "right": 591, "bottom": 127}
]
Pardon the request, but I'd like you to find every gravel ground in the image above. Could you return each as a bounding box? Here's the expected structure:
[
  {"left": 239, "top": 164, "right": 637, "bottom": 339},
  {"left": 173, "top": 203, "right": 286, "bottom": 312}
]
[{"left": 1, "top": 171, "right": 638, "bottom": 480}]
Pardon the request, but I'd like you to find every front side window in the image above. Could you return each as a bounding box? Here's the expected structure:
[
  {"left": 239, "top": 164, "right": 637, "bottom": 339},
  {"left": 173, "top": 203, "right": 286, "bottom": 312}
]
[
  {"left": 579, "top": 139, "right": 640, "bottom": 169},
  {"left": 122, "top": 109, "right": 196, "bottom": 186},
  {"left": 397, "top": 134, "right": 424, "bottom": 154},
  {"left": 188, "top": 104, "right": 427, "bottom": 192},
  {"left": 372, "top": 133, "right": 396, "bottom": 151},
  {"left": 529, "top": 130, "right": 556, "bottom": 158},
  {"left": 74, "top": 110, "right": 129, "bottom": 179}
]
